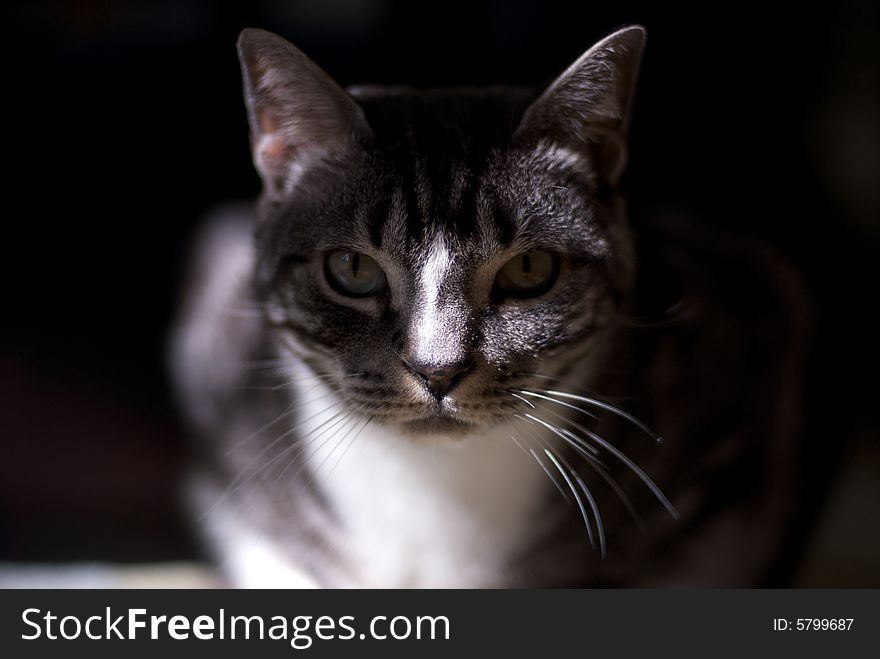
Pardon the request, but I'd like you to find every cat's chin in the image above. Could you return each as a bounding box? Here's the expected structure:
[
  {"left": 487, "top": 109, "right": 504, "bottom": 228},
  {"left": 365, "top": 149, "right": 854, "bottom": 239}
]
[{"left": 396, "top": 415, "right": 477, "bottom": 438}]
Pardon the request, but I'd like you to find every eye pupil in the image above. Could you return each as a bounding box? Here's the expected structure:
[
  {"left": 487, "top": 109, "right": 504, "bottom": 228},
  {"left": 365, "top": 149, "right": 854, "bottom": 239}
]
[
  {"left": 493, "top": 250, "right": 557, "bottom": 299},
  {"left": 325, "top": 251, "right": 387, "bottom": 297}
]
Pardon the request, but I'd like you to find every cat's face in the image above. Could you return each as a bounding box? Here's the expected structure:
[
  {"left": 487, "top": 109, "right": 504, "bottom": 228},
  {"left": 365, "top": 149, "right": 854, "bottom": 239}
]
[{"left": 238, "top": 28, "right": 645, "bottom": 436}]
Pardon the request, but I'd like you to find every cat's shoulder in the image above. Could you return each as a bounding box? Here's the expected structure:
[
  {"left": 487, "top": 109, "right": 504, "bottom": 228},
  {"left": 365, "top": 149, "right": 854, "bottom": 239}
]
[
  {"left": 636, "top": 214, "right": 810, "bottom": 344},
  {"left": 169, "top": 204, "right": 264, "bottom": 432}
]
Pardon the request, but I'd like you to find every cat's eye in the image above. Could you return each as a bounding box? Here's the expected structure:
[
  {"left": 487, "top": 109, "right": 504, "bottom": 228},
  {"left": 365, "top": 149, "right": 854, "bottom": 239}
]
[
  {"left": 324, "top": 251, "right": 387, "bottom": 297},
  {"left": 494, "top": 250, "right": 558, "bottom": 298}
]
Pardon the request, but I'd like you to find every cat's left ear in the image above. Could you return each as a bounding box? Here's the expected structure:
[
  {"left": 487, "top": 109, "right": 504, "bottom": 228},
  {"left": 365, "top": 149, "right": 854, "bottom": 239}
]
[
  {"left": 515, "top": 26, "right": 646, "bottom": 186},
  {"left": 237, "top": 28, "right": 372, "bottom": 198}
]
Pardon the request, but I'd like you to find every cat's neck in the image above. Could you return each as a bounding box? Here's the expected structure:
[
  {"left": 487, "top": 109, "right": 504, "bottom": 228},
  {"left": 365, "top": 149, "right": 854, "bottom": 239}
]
[{"left": 292, "top": 363, "right": 555, "bottom": 588}]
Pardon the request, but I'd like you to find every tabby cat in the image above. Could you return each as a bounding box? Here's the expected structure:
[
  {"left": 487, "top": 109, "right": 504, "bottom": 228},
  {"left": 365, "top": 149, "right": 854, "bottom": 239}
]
[{"left": 171, "top": 26, "right": 811, "bottom": 587}]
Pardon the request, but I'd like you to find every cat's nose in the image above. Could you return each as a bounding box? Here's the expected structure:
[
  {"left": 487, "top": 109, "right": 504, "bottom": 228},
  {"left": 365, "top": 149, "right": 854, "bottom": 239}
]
[{"left": 404, "top": 357, "right": 474, "bottom": 401}]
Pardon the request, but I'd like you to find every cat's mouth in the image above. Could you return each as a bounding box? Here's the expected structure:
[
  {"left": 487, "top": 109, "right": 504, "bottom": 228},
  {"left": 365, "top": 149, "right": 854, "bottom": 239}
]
[{"left": 398, "top": 413, "right": 477, "bottom": 437}]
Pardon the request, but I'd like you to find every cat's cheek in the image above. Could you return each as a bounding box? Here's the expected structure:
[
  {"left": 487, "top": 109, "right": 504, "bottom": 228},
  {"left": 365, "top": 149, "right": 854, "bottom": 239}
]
[
  {"left": 480, "top": 302, "right": 564, "bottom": 357},
  {"left": 265, "top": 301, "right": 288, "bottom": 325}
]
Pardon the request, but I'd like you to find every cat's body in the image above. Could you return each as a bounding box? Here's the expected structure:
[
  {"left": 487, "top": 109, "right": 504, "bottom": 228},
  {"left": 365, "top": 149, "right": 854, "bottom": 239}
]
[{"left": 172, "top": 27, "right": 815, "bottom": 587}]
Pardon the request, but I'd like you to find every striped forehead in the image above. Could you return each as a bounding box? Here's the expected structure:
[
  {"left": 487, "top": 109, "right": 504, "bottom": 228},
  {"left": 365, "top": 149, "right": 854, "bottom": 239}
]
[
  {"left": 365, "top": 134, "right": 598, "bottom": 264},
  {"left": 377, "top": 159, "right": 475, "bottom": 241},
  {"left": 374, "top": 166, "right": 508, "bottom": 261}
]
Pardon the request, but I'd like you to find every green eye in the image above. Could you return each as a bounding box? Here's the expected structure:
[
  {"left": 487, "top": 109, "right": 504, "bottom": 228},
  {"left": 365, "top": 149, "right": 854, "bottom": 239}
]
[
  {"left": 324, "top": 251, "right": 387, "bottom": 297},
  {"left": 494, "top": 250, "right": 558, "bottom": 298}
]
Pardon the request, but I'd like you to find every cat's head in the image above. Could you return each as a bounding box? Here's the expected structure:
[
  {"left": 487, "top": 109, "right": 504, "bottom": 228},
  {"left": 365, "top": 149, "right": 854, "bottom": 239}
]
[{"left": 237, "top": 27, "right": 644, "bottom": 436}]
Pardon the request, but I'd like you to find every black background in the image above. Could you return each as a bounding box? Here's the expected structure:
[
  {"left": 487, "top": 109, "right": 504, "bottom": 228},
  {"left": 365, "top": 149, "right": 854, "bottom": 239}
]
[{"left": 2, "top": 1, "right": 878, "bottom": 581}]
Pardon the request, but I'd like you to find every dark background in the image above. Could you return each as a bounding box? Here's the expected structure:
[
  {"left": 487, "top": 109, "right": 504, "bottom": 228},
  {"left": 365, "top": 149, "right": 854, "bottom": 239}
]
[{"left": 2, "top": 1, "right": 878, "bottom": 584}]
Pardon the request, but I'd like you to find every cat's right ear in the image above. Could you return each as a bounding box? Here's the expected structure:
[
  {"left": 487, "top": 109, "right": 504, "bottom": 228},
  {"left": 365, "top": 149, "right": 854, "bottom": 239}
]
[
  {"left": 514, "top": 26, "right": 646, "bottom": 187},
  {"left": 237, "top": 29, "right": 371, "bottom": 198}
]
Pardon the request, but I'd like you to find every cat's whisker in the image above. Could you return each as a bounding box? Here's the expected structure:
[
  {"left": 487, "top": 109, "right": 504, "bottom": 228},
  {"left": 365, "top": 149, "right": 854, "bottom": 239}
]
[
  {"left": 545, "top": 430, "right": 607, "bottom": 558},
  {"left": 516, "top": 411, "right": 600, "bottom": 460},
  {"left": 534, "top": 389, "right": 662, "bottom": 443},
  {"left": 265, "top": 370, "right": 367, "bottom": 392},
  {"left": 543, "top": 447, "right": 596, "bottom": 552},
  {"left": 269, "top": 408, "right": 356, "bottom": 488},
  {"left": 200, "top": 399, "right": 355, "bottom": 520},
  {"left": 529, "top": 447, "right": 573, "bottom": 505},
  {"left": 239, "top": 398, "right": 351, "bottom": 483},
  {"left": 517, "top": 390, "right": 599, "bottom": 422},
  {"left": 505, "top": 429, "right": 532, "bottom": 458},
  {"left": 301, "top": 408, "right": 371, "bottom": 483},
  {"left": 507, "top": 424, "right": 570, "bottom": 503},
  {"left": 313, "top": 414, "right": 375, "bottom": 489},
  {"left": 570, "top": 462, "right": 606, "bottom": 558},
  {"left": 513, "top": 407, "right": 610, "bottom": 551},
  {"left": 513, "top": 398, "right": 655, "bottom": 537},
  {"left": 530, "top": 412, "right": 602, "bottom": 459},
  {"left": 534, "top": 403, "right": 678, "bottom": 519},
  {"left": 271, "top": 395, "right": 378, "bottom": 493},
  {"left": 508, "top": 416, "right": 574, "bottom": 506},
  {"left": 277, "top": 333, "right": 342, "bottom": 366},
  {"left": 237, "top": 373, "right": 353, "bottom": 392},
  {"left": 512, "top": 394, "right": 649, "bottom": 552},
  {"left": 222, "top": 402, "right": 298, "bottom": 456},
  {"left": 508, "top": 391, "right": 537, "bottom": 409},
  {"left": 224, "top": 385, "right": 346, "bottom": 455},
  {"left": 517, "top": 404, "right": 607, "bottom": 556},
  {"left": 516, "top": 407, "right": 605, "bottom": 458},
  {"left": 543, "top": 439, "right": 607, "bottom": 557},
  {"left": 295, "top": 414, "right": 361, "bottom": 490},
  {"left": 513, "top": 371, "right": 635, "bottom": 404},
  {"left": 581, "top": 454, "right": 650, "bottom": 538}
]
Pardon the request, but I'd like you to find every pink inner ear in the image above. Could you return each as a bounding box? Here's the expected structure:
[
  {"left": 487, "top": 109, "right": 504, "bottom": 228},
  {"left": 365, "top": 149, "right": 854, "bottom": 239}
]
[
  {"left": 257, "top": 133, "right": 297, "bottom": 172},
  {"left": 257, "top": 111, "right": 278, "bottom": 134},
  {"left": 259, "top": 134, "right": 286, "bottom": 160}
]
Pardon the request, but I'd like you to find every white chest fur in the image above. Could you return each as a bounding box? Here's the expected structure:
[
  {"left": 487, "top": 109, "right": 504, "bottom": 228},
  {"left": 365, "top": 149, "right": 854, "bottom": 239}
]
[{"left": 245, "top": 368, "right": 555, "bottom": 588}]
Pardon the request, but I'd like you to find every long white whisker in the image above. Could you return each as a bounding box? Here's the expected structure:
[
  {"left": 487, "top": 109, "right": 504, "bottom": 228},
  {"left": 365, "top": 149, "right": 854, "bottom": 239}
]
[
  {"left": 320, "top": 415, "right": 375, "bottom": 487},
  {"left": 224, "top": 377, "right": 350, "bottom": 455},
  {"left": 506, "top": 430, "right": 531, "bottom": 457},
  {"left": 517, "top": 397, "right": 672, "bottom": 529},
  {"left": 536, "top": 389, "right": 662, "bottom": 442},
  {"left": 517, "top": 389, "right": 599, "bottom": 421},
  {"left": 544, "top": 448, "right": 596, "bottom": 551},
  {"left": 581, "top": 455, "right": 649, "bottom": 537},
  {"left": 511, "top": 416, "right": 574, "bottom": 504},
  {"left": 307, "top": 411, "right": 372, "bottom": 488},
  {"left": 528, "top": 403, "right": 647, "bottom": 532},
  {"left": 523, "top": 404, "right": 604, "bottom": 461},
  {"left": 556, "top": 415, "right": 678, "bottom": 519},
  {"left": 518, "top": 412, "right": 600, "bottom": 459},
  {"left": 274, "top": 395, "right": 377, "bottom": 492},
  {"left": 509, "top": 391, "right": 537, "bottom": 409},
  {"left": 223, "top": 402, "right": 297, "bottom": 455},
  {"left": 199, "top": 399, "right": 348, "bottom": 521},
  {"left": 529, "top": 447, "right": 572, "bottom": 504},
  {"left": 243, "top": 406, "right": 348, "bottom": 489},
  {"left": 543, "top": 433, "right": 606, "bottom": 557},
  {"left": 571, "top": 469, "right": 606, "bottom": 558},
  {"left": 270, "top": 408, "right": 356, "bottom": 487},
  {"left": 298, "top": 416, "right": 360, "bottom": 490}
]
